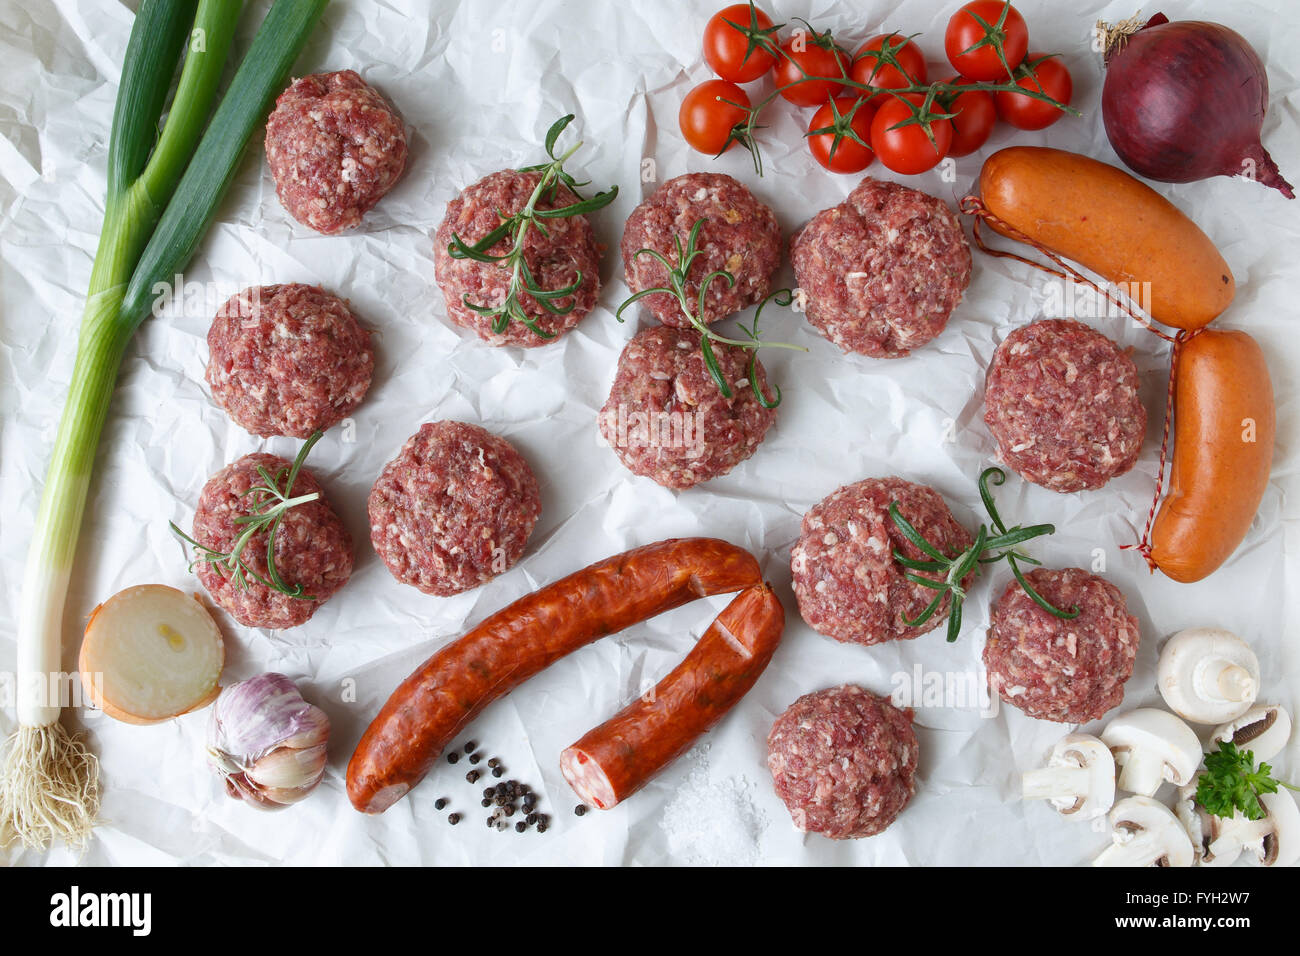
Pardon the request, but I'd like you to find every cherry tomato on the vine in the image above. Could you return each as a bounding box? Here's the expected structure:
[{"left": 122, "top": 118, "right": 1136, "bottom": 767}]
[
  {"left": 806, "top": 96, "right": 877, "bottom": 173},
  {"left": 944, "top": 1, "right": 1029, "bottom": 81},
  {"left": 703, "top": 4, "right": 780, "bottom": 84},
  {"left": 940, "top": 76, "right": 997, "bottom": 157},
  {"left": 850, "top": 33, "right": 927, "bottom": 93},
  {"left": 773, "top": 31, "right": 851, "bottom": 108},
  {"left": 995, "top": 54, "right": 1072, "bottom": 130},
  {"left": 869, "top": 93, "right": 953, "bottom": 175},
  {"left": 679, "top": 79, "right": 752, "bottom": 155}
]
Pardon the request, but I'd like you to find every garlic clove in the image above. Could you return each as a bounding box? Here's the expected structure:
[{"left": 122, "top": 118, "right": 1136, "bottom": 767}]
[{"left": 245, "top": 743, "right": 329, "bottom": 790}]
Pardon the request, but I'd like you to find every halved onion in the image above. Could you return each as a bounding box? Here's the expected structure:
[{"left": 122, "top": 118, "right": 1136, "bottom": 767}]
[{"left": 80, "top": 584, "right": 225, "bottom": 724}]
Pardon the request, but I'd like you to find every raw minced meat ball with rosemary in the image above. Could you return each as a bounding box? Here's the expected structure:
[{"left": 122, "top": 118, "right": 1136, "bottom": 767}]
[
  {"left": 433, "top": 168, "right": 602, "bottom": 347},
  {"left": 791, "top": 177, "right": 971, "bottom": 357},
  {"left": 791, "top": 477, "right": 974, "bottom": 646},
  {"left": 205, "top": 283, "right": 373, "bottom": 438},
  {"left": 598, "top": 325, "right": 778, "bottom": 489},
  {"left": 622, "top": 172, "right": 782, "bottom": 327},
  {"left": 265, "top": 69, "right": 407, "bottom": 235},
  {"left": 984, "top": 318, "right": 1146, "bottom": 493},
  {"left": 189, "top": 452, "right": 353, "bottom": 630},
  {"left": 368, "top": 421, "right": 542, "bottom": 596}
]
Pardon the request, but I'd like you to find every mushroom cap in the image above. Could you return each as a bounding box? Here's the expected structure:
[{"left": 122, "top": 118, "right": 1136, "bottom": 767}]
[
  {"left": 1211, "top": 705, "right": 1292, "bottom": 764},
  {"left": 1101, "top": 708, "right": 1203, "bottom": 795},
  {"left": 1174, "top": 772, "right": 1240, "bottom": 867},
  {"left": 1157, "top": 627, "right": 1260, "bottom": 725},
  {"left": 1049, "top": 733, "right": 1116, "bottom": 818},
  {"left": 1246, "top": 790, "right": 1300, "bottom": 868},
  {"left": 1095, "top": 795, "right": 1195, "bottom": 867}
]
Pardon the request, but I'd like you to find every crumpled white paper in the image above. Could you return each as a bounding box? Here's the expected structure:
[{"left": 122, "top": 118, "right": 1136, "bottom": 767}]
[{"left": 1, "top": 0, "right": 1297, "bottom": 866}]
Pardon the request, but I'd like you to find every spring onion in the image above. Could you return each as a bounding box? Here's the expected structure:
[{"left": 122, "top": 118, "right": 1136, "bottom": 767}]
[{"left": 1, "top": 0, "right": 328, "bottom": 850}]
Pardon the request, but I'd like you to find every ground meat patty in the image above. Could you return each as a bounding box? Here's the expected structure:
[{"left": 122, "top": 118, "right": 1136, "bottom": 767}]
[
  {"left": 791, "top": 477, "right": 973, "bottom": 645},
  {"left": 205, "top": 284, "right": 373, "bottom": 438},
  {"left": 984, "top": 567, "right": 1140, "bottom": 723},
  {"left": 433, "top": 169, "right": 601, "bottom": 347},
  {"left": 368, "top": 421, "right": 541, "bottom": 596},
  {"left": 598, "top": 325, "right": 777, "bottom": 489},
  {"left": 767, "top": 685, "right": 918, "bottom": 840},
  {"left": 265, "top": 70, "right": 407, "bottom": 235},
  {"left": 984, "top": 319, "right": 1146, "bottom": 493},
  {"left": 622, "top": 172, "right": 781, "bottom": 327},
  {"left": 791, "top": 177, "right": 971, "bottom": 357},
  {"left": 192, "top": 453, "right": 352, "bottom": 630}
]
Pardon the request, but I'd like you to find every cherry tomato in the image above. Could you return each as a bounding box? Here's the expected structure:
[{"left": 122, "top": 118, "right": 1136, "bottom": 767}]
[
  {"left": 944, "top": 1, "right": 1029, "bottom": 81},
  {"left": 703, "top": 4, "right": 779, "bottom": 84},
  {"left": 773, "top": 32, "right": 851, "bottom": 108},
  {"left": 940, "top": 76, "right": 997, "bottom": 157},
  {"left": 850, "top": 33, "right": 928, "bottom": 92},
  {"left": 679, "top": 80, "right": 751, "bottom": 155},
  {"left": 806, "top": 97, "right": 877, "bottom": 173},
  {"left": 995, "top": 54, "right": 1073, "bottom": 130},
  {"left": 869, "top": 93, "right": 953, "bottom": 175}
]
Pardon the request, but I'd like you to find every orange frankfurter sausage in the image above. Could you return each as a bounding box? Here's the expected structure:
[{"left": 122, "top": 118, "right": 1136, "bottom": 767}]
[
  {"left": 1149, "top": 330, "right": 1275, "bottom": 582},
  {"left": 977, "top": 147, "right": 1234, "bottom": 331}
]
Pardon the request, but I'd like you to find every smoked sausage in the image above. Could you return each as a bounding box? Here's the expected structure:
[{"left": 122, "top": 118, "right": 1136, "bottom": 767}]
[
  {"left": 1149, "top": 330, "right": 1275, "bottom": 582},
  {"left": 560, "top": 583, "right": 785, "bottom": 810},
  {"left": 976, "top": 147, "right": 1234, "bottom": 331},
  {"left": 346, "top": 538, "right": 762, "bottom": 813}
]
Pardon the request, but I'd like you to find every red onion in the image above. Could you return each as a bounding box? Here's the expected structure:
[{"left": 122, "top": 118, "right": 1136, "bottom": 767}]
[{"left": 1101, "top": 13, "right": 1293, "bottom": 198}]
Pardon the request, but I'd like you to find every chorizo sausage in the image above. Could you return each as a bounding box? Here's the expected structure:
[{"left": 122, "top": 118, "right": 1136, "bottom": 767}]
[
  {"left": 1149, "top": 330, "right": 1275, "bottom": 582},
  {"left": 977, "top": 146, "right": 1234, "bottom": 331},
  {"left": 560, "top": 583, "right": 784, "bottom": 810},
  {"left": 346, "top": 538, "right": 762, "bottom": 813}
]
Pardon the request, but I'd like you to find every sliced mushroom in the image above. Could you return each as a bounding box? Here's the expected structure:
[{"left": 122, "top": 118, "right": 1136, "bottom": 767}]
[
  {"left": 1157, "top": 627, "right": 1259, "bottom": 725},
  {"left": 1173, "top": 772, "right": 1240, "bottom": 867},
  {"left": 1094, "top": 796, "right": 1194, "bottom": 867},
  {"left": 1207, "top": 790, "right": 1300, "bottom": 868},
  {"left": 1210, "top": 705, "right": 1292, "bottom": 763},
  {"left": 1022, "top": 733, "right": 1115, "bottom": 820},
  {"left": 1101, "top": 709, "right": 1202, "bottom": 797}
]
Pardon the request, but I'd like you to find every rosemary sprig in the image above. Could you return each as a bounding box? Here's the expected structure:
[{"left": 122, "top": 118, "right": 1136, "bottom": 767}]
[
  {"left": 447, "top": 114, "right": 618, "bottom": 339},
  {"left": 889, "top": 466, "right": 1079, "bottom": 643},
  {"left": 170, "top": 430, "right": 325, "bottom": 600},
  {"left": 615, "top": 217, "right": 806, "bottom": 407}
]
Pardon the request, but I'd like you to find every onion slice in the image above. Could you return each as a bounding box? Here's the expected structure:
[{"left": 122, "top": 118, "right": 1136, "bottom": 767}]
[{"left": 79, "top": 585, "right": 225, "bottom": 724}]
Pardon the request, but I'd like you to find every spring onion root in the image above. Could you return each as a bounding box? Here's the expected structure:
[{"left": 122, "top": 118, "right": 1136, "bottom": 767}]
[{"left": 2, "top": 0, "right": 327, "bottom": 849}]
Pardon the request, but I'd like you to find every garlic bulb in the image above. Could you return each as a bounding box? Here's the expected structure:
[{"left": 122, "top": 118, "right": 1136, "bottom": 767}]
[{"left": 207, "top": 673, "right": 330, "bottom": 810}]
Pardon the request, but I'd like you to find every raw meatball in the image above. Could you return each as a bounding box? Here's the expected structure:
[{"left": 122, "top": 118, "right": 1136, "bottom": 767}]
[
  {"left": 767, "top": 685, "right": 918, "bottom": 840},
  {"left": 368, "top": 421, "right": 541, "bottom": 596},
  {"left": 984, "top": 567, "right": 1140, "bottom": 723},
  {"left": 984, "top": 318, "right": 1146, "bottom": 493},
  {"left": 192, "top": 453, "right": 352, "bottom": 630},
  {"left": 791, "top": 177, "right": 971, "bottom": 357},
  {"left": 622, "top": 172, "right": 781, "bottom": 327},
  {"left": 205, "top": 283, "right": 373, "bottom": 438},
  {"left": 265, "top": 70, "right": 407, "bottom": 234},
  {"left": 791, "top": 477, "right": 974, "bottom": 645},
  {"left": 433, "top": 169, "right": 601, "bottom": 347},
  {"left": 598, "top": 325, "right": 777, "bottom": 489}
]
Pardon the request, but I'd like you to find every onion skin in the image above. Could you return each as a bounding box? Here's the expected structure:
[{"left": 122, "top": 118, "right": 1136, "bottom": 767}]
[{"left": 1102, "top": 15, "right": 1293, "bottom": 198}]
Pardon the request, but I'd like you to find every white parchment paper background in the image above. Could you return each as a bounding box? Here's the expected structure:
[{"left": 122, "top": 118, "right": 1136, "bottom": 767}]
[{"left": 1, "top": 0, "right": 1297, "bottom": 865}]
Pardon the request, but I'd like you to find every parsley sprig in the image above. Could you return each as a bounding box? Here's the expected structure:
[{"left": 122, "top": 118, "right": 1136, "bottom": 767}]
[
  {"left": 615, "top": 217, "right": 805, "bottom": 408},
  {"left": 889, "top": 466, "right": 1079, "bottom": 643},
  {"left": 171, "top": 430, "right": 325, "bottom": 600},
  {"left": 1197, "top": 741, "right": 1300, "bottom": 821},
  {"left": 448, "top": 114, "right": 618, "bottom": 340}
]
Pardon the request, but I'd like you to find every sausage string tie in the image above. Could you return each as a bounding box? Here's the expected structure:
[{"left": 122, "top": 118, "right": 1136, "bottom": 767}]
[{"left": 957, "top": 195, "right": 1205, "bottom": 570}]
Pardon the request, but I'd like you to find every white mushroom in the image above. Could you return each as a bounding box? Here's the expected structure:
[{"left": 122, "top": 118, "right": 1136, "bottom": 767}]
[
  {"left": 1206, "top": 789, "right": 1300, "bottom": 868},
  {"left": 1157, "top": 627, "right": 1259, "bottom": 725},
  {"left": 1021, "top": 733, "right": 1115, "bottom": 820},
  {"left": 1094, "top": 796, "right": 1194, "bottom": 867},
  {"left": 1173, "top": 772, "right": 1240, "bottom": 867},
  {"left": 1210, "top": 705, "right": 1292, "bottom": 763},
  {"left": 1101, "top": 709, "right": 1202, "bottom": 796}
]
